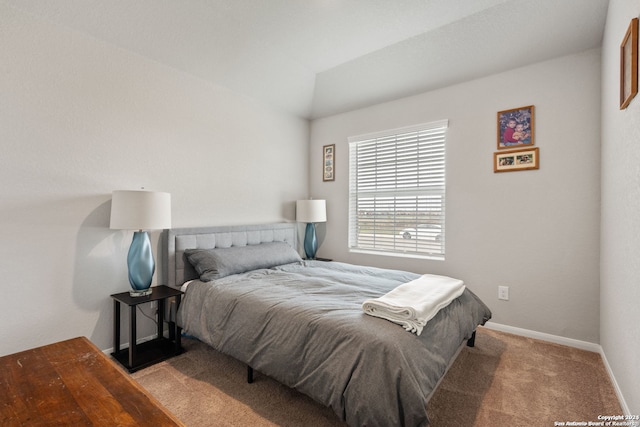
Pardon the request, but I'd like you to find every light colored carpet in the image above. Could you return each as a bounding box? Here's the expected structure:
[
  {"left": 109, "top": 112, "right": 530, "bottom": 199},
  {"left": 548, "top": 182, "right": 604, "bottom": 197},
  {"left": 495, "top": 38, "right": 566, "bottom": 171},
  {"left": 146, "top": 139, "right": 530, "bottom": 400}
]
[{"left": 132, "top": 327, "right": 621, "bottom": 426}]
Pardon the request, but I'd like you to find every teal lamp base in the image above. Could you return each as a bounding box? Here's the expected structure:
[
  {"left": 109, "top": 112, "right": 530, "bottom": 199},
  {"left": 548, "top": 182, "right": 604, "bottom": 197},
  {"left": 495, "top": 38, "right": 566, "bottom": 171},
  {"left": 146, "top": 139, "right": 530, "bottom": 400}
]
[
  {"left": 127, "top": 231, "right": 155, "bottom": 297},
  {"left": 304, "top": 222, "right": 318, "bottom": 260}
]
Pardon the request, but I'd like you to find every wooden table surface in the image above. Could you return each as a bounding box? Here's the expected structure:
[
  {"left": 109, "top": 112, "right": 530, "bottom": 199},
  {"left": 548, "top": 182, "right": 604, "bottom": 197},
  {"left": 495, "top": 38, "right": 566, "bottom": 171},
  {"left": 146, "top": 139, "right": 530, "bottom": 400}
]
[{"left": 0, "top": 336, "right": 184, "bottom": 426}]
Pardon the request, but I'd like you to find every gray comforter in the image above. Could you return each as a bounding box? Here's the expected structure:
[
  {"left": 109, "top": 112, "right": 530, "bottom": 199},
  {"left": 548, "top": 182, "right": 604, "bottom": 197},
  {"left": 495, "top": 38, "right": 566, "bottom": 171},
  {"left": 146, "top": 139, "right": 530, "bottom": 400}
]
[{"left": 177, "top": 261, "right": 491, "bottom": 426}]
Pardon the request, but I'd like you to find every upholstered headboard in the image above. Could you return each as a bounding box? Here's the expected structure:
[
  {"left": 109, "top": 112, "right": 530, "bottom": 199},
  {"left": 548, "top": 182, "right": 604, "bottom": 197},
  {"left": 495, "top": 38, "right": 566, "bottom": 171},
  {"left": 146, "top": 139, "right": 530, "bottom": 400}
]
[{"left": 162, "top": 223, "right": 298, "bottom": 288}]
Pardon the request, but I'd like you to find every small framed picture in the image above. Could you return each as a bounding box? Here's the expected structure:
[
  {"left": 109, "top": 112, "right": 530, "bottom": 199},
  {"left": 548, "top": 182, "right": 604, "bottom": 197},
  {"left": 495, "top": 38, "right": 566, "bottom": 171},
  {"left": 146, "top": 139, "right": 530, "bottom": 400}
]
[
  {"left": 497, "top": 105, "right": 534, "bottom": 150},
  {"left": 620, "top": 17, "right": 638, "bottom": 109},
  {"left": 494, "top": 147, "right": 539, "bottom": 173},
  {"left": 323, "top": 144, "right": 335, "bottom": 182}
]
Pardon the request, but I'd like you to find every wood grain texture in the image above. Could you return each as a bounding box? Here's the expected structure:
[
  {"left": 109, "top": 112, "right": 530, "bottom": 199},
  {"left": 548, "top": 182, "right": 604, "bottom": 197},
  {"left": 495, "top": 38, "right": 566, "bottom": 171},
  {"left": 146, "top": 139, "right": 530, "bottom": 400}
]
[{"left": 0, "top": 337, "right": 183, "bottom": 426}]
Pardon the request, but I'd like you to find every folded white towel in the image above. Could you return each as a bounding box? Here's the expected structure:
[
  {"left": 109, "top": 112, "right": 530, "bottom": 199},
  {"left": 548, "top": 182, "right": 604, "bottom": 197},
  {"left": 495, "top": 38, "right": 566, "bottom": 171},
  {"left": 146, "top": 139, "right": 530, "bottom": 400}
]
[{"left": 362, "top": 274, "right": 466, "bottom": 335}]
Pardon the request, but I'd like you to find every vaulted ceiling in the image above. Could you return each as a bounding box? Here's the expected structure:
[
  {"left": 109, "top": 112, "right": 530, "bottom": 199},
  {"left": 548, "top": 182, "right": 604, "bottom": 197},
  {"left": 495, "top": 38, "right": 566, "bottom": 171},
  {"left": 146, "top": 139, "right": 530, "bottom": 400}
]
[{"left": 6, "top": 0, "right": 609, "bottom": 119}]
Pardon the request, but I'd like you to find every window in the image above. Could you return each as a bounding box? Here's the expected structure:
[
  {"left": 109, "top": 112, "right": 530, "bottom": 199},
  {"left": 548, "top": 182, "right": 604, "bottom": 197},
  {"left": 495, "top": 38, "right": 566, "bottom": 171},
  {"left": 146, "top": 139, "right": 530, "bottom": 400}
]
[{"left": 348, "top": 120, "right": 448, "bottom": 260}]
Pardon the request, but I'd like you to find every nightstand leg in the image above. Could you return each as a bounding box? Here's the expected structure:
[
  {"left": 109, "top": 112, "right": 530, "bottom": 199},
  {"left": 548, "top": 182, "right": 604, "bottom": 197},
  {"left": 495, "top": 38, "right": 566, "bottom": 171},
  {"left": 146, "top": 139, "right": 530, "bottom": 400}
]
[
  {"left": 157, "top": 299, "right": 165, "bottom": 339},
  {"left": 113, "top": 300, "right": 120, "bottom": 354},
  {"left": 129, "top": 305, "right": 136, "bottom": 369},
  {"left": 175, "top": 294, "right": 182, "bottom": 353}
]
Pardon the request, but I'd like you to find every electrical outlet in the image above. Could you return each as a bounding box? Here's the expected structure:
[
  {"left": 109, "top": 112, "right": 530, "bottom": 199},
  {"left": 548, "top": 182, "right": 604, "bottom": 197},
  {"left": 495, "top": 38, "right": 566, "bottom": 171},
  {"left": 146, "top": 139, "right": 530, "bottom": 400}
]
[{"left": 498, "top": 286, "right": 509, "bottom": 301}]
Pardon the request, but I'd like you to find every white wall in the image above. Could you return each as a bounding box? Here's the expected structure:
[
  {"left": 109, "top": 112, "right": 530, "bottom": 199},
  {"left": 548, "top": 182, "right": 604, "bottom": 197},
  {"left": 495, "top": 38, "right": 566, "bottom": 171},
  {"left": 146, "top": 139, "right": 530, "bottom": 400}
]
[
  {"left": 310, "top": 49, "right": 602, "bottom": 343},
  {"left": 600, "top": 0, "right": 640, "bottom": 415},
  {"left": 0, "top": 4, "right": 309, "bottom": 355}
]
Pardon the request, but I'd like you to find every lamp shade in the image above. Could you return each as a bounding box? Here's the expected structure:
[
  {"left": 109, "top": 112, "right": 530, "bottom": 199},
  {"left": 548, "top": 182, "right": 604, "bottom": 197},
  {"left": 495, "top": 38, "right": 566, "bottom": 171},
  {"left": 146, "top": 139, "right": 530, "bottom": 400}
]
[
  {"left": 296, "top": 199, "right": 326, "bottom": 223},
  {"left": 110, "top": 190, "right": 172, "bottom": 230}
]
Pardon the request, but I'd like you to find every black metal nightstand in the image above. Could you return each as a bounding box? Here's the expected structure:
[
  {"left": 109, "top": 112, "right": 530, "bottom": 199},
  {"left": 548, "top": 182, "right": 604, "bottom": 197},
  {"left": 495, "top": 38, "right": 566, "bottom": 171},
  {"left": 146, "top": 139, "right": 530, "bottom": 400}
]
[{"left": 110, "top": 285, "right": 183, "bottom": 372}]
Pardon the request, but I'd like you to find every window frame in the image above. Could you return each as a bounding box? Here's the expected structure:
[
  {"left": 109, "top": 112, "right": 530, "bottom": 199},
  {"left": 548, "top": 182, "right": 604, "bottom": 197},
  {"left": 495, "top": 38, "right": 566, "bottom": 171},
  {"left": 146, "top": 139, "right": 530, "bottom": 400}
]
[{"left": 348, "top": 119, "right": 448, "bottom": 260}]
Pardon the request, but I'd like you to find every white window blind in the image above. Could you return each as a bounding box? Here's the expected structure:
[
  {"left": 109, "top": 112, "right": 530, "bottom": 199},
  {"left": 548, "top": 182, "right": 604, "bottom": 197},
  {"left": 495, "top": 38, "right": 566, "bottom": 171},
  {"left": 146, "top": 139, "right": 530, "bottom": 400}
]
[{"left": 348, "top": 120, "right": 448, "bottom": 259}]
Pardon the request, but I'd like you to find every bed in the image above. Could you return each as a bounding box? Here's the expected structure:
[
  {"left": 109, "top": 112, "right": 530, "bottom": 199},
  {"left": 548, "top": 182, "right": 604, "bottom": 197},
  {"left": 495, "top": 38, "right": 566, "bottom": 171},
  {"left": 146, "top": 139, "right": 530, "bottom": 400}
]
[{"left": 163, "top": 223, "right": 491, "bottom": 427}]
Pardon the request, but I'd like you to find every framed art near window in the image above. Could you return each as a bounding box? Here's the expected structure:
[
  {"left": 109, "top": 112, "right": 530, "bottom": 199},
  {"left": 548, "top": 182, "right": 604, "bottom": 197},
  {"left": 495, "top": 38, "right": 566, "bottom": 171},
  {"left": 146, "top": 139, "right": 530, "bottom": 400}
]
[
  {"left": 494, "top": 147, "right": 539, "bottom": 173},
  {"left": 620, "top": 17, "right": 638, "bottom": 110},
  {"left": 323, "top": 144, "right": 335, "bottom": 182},
  {"left": 497, "top": 105, "right": 534, "bottom": 150}
]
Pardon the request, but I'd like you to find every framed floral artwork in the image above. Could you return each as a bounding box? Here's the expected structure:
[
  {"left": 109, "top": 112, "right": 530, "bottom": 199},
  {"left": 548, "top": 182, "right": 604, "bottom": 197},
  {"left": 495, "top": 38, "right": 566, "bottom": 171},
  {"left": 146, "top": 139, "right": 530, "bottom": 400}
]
[{"left": 323, "top": 144, "right": 335, "bottom": 182}]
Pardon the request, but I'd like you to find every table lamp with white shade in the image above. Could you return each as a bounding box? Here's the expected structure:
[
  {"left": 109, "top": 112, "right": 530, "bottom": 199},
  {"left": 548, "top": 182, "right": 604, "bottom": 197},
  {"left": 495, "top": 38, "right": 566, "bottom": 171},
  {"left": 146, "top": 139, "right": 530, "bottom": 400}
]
[
  {"left": 110, "top": 190, "right": 171, "bottom": 296},
  {"left": 296, "top": 199, "right": 326, "bottom": 260}
]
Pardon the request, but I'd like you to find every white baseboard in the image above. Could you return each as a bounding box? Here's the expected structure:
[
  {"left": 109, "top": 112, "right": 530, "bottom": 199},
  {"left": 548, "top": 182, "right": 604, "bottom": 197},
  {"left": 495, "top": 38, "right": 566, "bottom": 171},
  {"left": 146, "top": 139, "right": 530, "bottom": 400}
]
[
  {"left": 598, "top": 347, "right": 631, "bottom": 415},
  {"left": 483, "top": 321, "right": 601, "bottom": 352},
  {"left": 483, "top": 321, "right": 630, "bottom": 415}
]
